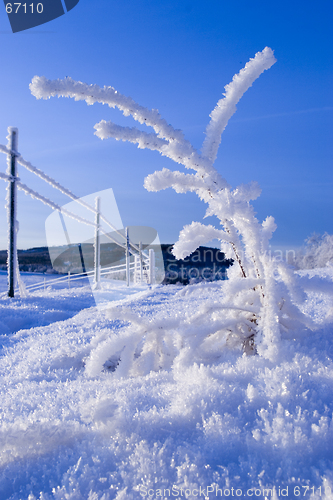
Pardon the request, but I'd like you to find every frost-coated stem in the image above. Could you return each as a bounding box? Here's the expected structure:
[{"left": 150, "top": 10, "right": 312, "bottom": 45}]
[
  {"left": 29, "top": 49, "right": 283, "bottom": 351},
  {"left": 29, "top": 75, "right": 188, "bottom": 144},
  {"left": 29, "top": 76, "right": 214, "bottom": 176},
  {"left": 202, "top": 47, "right": 276, "bottom": 165},
  {"left": 28, "top": 49, "right": 320, "bottom": 365},
  {"left": 224, "top": 225, "right": 247, "bottom": 278}
]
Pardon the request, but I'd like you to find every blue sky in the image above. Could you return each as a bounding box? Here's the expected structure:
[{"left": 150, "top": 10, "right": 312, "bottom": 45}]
[{"left": 0, "top": 0, "right": 332, "bottom": 251}]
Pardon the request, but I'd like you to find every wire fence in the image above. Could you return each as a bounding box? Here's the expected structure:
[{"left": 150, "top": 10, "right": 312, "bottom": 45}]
[
  {"left": 0, "top": 127, "right": 156, "bottom": 298},
  {"left": 20, "top": 262, "right": 137, "bottom": 293}
]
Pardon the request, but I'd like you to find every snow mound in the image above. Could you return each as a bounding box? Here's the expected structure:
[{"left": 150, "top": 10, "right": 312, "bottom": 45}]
[{"left": 0, "top": 270, "right": 332, "bottom": 499}]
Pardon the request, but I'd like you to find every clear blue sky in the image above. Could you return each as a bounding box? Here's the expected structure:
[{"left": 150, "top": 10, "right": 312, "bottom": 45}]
[{"left": 0, "top": 0, "right": 332, "bottom": 251}]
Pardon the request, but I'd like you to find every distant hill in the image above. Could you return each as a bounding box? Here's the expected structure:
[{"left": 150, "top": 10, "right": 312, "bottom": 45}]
[
  {"left": 0, "top": 247, "right": 52, "bottom": 274},
  {"left": 0, "top": 244, "right": 233, "bottom": 284},
  {"left": 160, "top": 244, "right": 232, "bottom": 284}
]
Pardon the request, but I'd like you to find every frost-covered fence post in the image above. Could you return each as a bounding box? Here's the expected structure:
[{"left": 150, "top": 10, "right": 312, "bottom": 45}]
[
  {"left": 94, "top": 196, "right": 101, "bottom": 289},
  {"left": 7, "top": 127, "right": 18, "bottom": 298},
  {"left": 134, "top": 254, "right": 140, "bottom": 284},
  {"left": 134, "top": 243, "right": 143, "bottom": 284},
  {"left": 125, "top": 226, "right": 130, "bottom": 287},
  {"left": 78, "top": 243, "right": 86, "bottom": 275},
  {"left": 149, "top": 248, "right": 155, "bottom": 285},
  {"left": 139, "top": 241, "right": 143, "bottom": 283}
]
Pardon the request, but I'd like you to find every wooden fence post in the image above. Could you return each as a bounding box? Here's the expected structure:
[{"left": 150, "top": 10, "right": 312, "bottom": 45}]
[
  {"left": 7, "top": 127, "right": 18, "bottom": 298},
  {"left": 149, "top": 249, "right": 155, "bottom": 285},
  {"left": 94, "top": 196, "right": 101, "bottom": 289},
  {"left": 139, "top": 241, "right": 143, "bottom": 283},
  {"left": 125, "top": 226, "right": 130, "bottom": 287}
]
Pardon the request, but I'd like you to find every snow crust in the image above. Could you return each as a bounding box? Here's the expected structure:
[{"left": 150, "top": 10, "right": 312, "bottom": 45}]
[{"left": 0, "top": 270, "right": 332, "bottom": 500}]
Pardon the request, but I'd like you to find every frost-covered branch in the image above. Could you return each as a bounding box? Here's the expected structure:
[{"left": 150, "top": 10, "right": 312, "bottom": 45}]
[
  {"left": 29, "top": 48, "right": 316, "bottom": 362},
  {"left": 94, "top": 120, "right": 168, "bottom": 151},
  {"left": 29, "top": 76, "right": 184, "bottom": 143},
  {"left": 202, "top": 47, "right": 276, "bottom": 165},
  {"left": 30, "top": 76, "right": 214, "bottom": 175},
  {"left": 144, "top": 168, "right": 213, "bottom": 194},
  {"left": 29, "top": 76, "right": 198, "bottom": 159},
  {"left": 172, "top": 222, "right": 231, "bottom": 259},
  {"left": 29, "top": 51, "right": 276, "bottom": 278}
]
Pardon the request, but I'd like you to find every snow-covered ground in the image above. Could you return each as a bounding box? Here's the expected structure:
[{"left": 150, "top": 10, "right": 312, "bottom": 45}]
[{"left": 0, "top": 270, "right": 333, "bottom": 500}]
